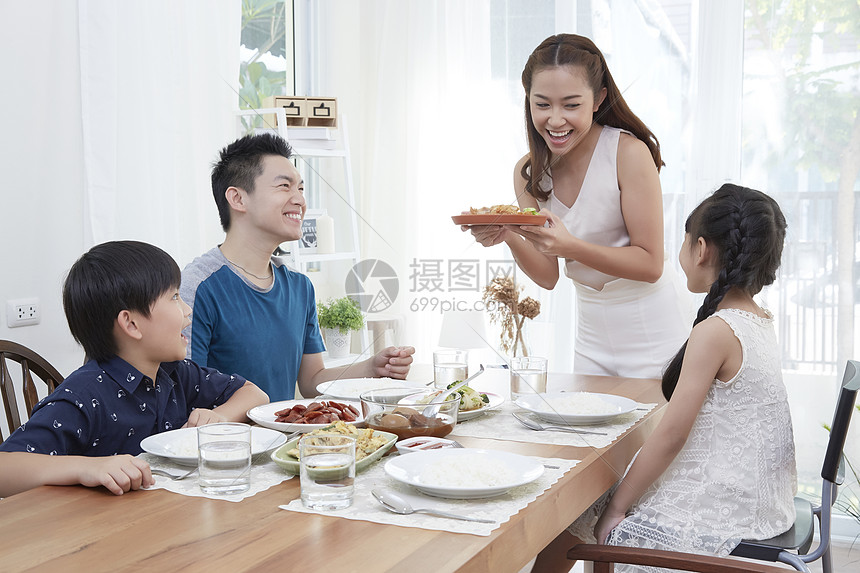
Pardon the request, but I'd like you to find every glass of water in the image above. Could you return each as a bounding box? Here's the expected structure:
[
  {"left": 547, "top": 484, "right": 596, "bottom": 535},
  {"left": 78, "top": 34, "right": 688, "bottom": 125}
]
[
  {"left": 433, "top": 349, "right": 468, "bottom": 389},
  {"left": 510, "top": 356, "right": 548, "bottom": 400},
  {"left": 300, "top": 435, "right": 356, "bottom": 511},
  {"left": 197, "top": 423, "right": 251, "bottom": 495}
]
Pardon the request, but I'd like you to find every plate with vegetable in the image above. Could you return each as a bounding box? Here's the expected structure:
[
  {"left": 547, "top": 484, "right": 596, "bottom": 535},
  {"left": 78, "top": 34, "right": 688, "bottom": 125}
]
[{"left": 410, "top": 384, "right": 504, "bottom": 422}]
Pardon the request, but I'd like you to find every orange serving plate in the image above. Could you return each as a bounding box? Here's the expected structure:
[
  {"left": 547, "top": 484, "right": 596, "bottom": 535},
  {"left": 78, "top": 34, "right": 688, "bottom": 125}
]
[{"left": 452, "top": 214, "right": 547, "bottom": 226}]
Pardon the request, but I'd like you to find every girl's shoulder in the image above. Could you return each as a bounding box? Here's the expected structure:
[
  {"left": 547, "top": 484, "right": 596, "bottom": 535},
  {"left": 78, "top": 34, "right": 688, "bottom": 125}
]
[{"left": 713, "top": 307, "right": 774, "bottom": 323}]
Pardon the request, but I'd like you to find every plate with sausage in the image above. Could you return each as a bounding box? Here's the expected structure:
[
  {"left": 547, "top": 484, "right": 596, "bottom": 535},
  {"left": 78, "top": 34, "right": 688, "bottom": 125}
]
[{"left": 247, "top": 399, "right": 365, "bottom": 432}]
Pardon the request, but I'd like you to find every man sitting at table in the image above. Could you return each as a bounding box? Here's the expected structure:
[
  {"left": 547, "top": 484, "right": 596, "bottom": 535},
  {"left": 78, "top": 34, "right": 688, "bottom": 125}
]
[
  {"left": 180, "top": 132, "right": 414, "bottom": 401},
  {"left": 0, "top": 241, "right": 269, "bottom": 497}
]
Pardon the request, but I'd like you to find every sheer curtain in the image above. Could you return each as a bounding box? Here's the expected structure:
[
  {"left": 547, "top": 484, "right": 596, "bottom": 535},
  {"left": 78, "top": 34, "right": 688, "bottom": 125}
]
[
  {"left": 78, "top": 0, "right": 240, "bottom": 265},
  {"left": 311, "top": 0, "right": 527, "bottom": 365},
  {"left": 311, "top": 0, "right": 715, "bottom": 369}
]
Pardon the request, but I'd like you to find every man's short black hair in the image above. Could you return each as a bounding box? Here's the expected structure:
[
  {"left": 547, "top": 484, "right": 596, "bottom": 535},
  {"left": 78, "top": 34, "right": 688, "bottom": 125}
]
[
  {"left": 63, "top": 241, "right": 181, "bottom": 362},
  {"left": 210, "top": 132, "right": 293, "bottom": 231}
]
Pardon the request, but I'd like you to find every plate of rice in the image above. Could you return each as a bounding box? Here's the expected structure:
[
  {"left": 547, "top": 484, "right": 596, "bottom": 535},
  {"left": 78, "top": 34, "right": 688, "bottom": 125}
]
[
  {"left": 140, "top": 426, "right": 287, "bottom": 466},
  {"left": 515, "top": 392, "right": 637, "bottom": 425},
  {"left": 383, "top": 448, "right": 544, "bottom": 499}
]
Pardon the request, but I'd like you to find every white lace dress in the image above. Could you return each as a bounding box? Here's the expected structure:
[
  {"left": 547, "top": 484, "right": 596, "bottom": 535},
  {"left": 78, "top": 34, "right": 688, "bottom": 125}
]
[{"left": 569, "top": 308, "right": 797, "bottom": 571}]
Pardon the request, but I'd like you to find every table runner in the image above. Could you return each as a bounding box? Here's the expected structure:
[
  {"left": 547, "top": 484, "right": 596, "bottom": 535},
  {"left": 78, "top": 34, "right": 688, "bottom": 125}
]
[
  {"left": 139, "top": 453, "right": 293, "bottom": 502},
  {"left": 280, "top": 454, "right": 578, "bottom": 536},
  {"left": 449, "top": 402, "right": 656, "bottom": 449}
]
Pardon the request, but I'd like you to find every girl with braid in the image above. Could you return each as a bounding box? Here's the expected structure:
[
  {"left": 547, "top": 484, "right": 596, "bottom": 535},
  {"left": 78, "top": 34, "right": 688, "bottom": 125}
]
[{"left": 533, "top": 184, "right": 797, "bottom": 572}]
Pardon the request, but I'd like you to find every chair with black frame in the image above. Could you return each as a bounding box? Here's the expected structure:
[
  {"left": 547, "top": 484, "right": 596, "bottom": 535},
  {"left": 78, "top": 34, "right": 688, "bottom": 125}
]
[
  {"left": 0, "top": 340, "right": 64, "bottom": 441},
  {"left": 728, "top": 359, "right": 859, "bottom": 572},
  {"left": 568, "top": 359, "right": 859, "bottom": 573}
]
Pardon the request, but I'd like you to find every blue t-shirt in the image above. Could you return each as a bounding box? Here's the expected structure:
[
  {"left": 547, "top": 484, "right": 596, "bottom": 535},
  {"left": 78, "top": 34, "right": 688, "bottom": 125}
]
[
  {"left": 181, "top": 247, "right": 326, "bottom": 401},
  {"left": 0, "top": 357, "right": 246, "bottom": 456}
]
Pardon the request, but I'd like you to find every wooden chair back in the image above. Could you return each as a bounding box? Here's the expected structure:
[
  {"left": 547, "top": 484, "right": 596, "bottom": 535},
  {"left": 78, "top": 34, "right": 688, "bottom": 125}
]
[{"left": 0, "top": 340, "right": 64, "bottom": 440}]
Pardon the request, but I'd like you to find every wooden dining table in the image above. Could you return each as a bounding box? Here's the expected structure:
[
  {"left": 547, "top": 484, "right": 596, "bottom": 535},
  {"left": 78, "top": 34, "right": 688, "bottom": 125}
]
[{"left": 0, "top": 370, "right": 666, "bottom": 573}]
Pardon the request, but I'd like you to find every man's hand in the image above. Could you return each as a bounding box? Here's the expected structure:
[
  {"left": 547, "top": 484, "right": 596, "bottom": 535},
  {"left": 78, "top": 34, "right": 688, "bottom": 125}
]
[{"left": 370, "top": 346, "right": 415, "bottom": 379}]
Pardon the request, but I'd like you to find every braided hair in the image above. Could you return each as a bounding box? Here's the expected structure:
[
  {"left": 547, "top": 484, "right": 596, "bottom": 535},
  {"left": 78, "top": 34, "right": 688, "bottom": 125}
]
[{"left": 661, "top": 184, "right": 787, "bottom": 400}]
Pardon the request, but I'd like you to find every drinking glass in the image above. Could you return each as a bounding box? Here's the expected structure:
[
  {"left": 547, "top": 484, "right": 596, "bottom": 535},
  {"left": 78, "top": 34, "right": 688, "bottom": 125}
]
[
  {"left": 197, "top": 423, "right": 251, "bottom": 495},
  {"left": 433, "top": 349, "right": 468, "bottom": 390},
  {"left": 510, "top": 356, "right": 548, "bottom": 400},
  {"left": 300, "top": 435, "right": 356, "bottom": 510}
]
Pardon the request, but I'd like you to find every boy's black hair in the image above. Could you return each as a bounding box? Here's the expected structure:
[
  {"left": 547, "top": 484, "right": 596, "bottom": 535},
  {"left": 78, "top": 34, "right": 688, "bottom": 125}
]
[
  {"left": 210, "top": 132, "right": 293, "bottom": 231},
  {"left": 63, "top": 241, "right": 182, "bottom": 362}
]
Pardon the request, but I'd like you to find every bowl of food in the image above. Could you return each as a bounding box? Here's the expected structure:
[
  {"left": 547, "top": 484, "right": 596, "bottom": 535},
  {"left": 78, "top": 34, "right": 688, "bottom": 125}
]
[{"left": 360, "top": 387, "right": 458, "bottom": 440}]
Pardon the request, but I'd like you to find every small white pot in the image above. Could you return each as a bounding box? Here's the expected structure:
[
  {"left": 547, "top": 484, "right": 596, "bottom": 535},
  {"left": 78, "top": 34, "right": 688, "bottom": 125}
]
[{"left": 324, "top": 328, "right": 351, "bottom": 358}]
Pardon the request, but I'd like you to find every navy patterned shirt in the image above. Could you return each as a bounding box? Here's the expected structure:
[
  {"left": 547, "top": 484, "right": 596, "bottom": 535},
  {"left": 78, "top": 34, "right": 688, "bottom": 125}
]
[{"left": 0, "top": 356, "right": 246, "bottom": 456}]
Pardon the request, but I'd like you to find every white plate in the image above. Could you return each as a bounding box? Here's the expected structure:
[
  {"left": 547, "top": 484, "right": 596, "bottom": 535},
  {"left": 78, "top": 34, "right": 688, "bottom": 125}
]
[
  {"left": 316, "top": 377, "right": 428, "bottom": 400},
  {"left": 400, "top": 390, "right": 504, "bottom": 422},
  {"left": 384, "top": 448, "right": 544, "bottom": 499},
  {"left": 457, "top": 391, "right": 504, "bottom": 421},
  {"left": 140, "top": 426, "right": 287, "bottom": 466},
  {"left": 515, "top": 392, "right": 638, "bottom": 425},
  {"left": 247, "top": 399, "right": 365, "bottom": 432}
]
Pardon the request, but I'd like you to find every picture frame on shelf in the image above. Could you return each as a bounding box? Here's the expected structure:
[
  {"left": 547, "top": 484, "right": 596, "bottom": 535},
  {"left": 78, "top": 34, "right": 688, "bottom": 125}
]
[{"left": 299, "top": 209, "right": 324, "bottom": 253}]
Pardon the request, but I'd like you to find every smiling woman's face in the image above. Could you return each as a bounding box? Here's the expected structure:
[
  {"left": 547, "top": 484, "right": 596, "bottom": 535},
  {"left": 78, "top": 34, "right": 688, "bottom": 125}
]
[{"left": 529, "top": 65, "right": 604, "bottom": 156}]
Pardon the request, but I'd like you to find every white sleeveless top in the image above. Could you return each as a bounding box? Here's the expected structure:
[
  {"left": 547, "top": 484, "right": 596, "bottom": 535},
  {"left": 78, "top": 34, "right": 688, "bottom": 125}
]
[
  {"left": 537, "top": 125, "right": 629, "bottom": 290},
  {"left": 569, "top": 309, "right": 797, "bottom": 564}
]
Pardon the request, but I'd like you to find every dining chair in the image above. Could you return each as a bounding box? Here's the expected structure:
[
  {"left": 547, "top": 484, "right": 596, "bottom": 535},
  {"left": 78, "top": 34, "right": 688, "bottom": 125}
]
[
  {"left": 728, "top": 359, "right": 859, "bottom": 573},
  {"left": 0, "top": 340, "right": 64, "bottom": 440},
  {"left": 567, "top": 544, "right": 792, "bottom": 573}
]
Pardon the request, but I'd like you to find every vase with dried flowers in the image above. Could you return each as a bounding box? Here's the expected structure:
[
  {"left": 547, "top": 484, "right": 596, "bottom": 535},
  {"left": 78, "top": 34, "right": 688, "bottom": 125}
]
[{"left": 482, "top": 277, "right": 541, "bottom": 357}]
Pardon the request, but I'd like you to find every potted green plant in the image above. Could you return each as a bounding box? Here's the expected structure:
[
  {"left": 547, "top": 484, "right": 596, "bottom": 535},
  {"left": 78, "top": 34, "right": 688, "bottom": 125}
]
[{"left": 317, "top": 296, "right": 365, "bottom": 358}]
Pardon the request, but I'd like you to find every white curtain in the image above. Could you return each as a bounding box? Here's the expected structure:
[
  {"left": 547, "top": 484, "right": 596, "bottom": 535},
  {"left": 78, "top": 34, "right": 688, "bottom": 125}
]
[
  {"left": 78, "top": 0, "right": 240, "bottom": 265},
  {"left": 310, "top": 0, "right": 715, "bottom": 370},
  {"left": 312, "top": 0, "right": 528, "bottom": 366}
]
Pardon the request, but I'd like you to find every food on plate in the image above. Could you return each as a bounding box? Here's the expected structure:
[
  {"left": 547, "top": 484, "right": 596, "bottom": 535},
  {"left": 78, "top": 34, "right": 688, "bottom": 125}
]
[
  {"left": 418, "top": 383, "right": 489, "bottom": 412},
  {"left": 551, "top": 392, "right": 621, "bottom": 415},
  {"left": 395, "top": 436, "right": 460, "bottom": 454},
  {"left": 468, "top": 205, "right": 540, "bottom": 216},
  {"left": 366, "top": 405, "right": 456, "bottom": 440},
  {"left": 418, "top": 453, "right": 517, "bottom": 487},
  {"left": 274, "top": 400, "right": 359, "bottom": 424},
  {"left": 286, "top": 421, "right": 388, "bottom": 461}
]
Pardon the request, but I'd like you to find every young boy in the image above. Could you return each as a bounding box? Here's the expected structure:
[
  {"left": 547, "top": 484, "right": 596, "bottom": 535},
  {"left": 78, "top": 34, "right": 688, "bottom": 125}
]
[
  {"left": 0, "top": 241, "right": 269, "bottom": 497},
  {"left": 181, "top": 133, "right": 414, "bottom": 401}
]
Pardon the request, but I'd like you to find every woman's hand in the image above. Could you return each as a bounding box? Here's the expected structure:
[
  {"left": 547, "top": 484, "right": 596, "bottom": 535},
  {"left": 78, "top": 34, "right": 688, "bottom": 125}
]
[
  {"left": 509, "top": 210, "right": 573, "bottom": 258},
  {"left": 462, "top": 223, "right": 513, "bottom": 247},
  {"left": 594, "top": 505, "right": 627, "bottom": 545}
]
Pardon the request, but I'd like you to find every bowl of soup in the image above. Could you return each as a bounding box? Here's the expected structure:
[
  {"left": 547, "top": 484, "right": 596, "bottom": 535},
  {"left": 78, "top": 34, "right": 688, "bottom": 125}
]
[{"left": 360, "top": 387, "right": 458, "bottom": 440}]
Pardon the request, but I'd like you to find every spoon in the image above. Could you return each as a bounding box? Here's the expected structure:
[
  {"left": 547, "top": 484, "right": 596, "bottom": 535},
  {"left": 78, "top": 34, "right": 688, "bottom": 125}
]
[
  {"left": 422, "top": 365, "right": 485, "bottom": 417},
  {"left": 512, "top": 412, "right": 607, "bottom": 435},
  {"left": 371, "top": 489, "right": 495, "bottom": 523}
]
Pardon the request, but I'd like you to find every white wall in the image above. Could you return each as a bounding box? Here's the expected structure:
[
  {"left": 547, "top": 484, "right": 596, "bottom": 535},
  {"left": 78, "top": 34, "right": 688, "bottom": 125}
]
[
  {"left": 0, "top": 1, "right": 88, "bottom": 376},
  {"left": 1, "top": 0, "right": 238, "bottom": 385}
]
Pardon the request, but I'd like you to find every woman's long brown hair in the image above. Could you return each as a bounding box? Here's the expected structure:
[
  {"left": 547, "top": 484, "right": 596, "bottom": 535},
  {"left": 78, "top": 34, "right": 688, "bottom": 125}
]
[{"left": 520, "top": 34, "right": 664, "bottom": 202}]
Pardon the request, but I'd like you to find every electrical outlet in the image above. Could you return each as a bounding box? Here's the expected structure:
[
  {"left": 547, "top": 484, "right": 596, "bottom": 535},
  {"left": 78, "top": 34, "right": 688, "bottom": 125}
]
[{"left": 6, "top": 298, "right": 41, "bottom": 328}]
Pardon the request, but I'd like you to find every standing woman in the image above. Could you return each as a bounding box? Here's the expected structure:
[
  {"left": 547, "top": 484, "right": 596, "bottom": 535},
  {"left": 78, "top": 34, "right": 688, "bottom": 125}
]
[{"left": 469, "top": 34, "right": 690, "bottom": 378}]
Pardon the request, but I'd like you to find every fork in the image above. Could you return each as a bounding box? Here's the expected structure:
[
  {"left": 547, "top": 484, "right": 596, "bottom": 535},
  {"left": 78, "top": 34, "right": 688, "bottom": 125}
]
[
  {"left": 512, "top": 412, "right": 607, "bottom": 435},
  {"left": 151, "top": 467, "right": 198, "bottom": 480}
]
